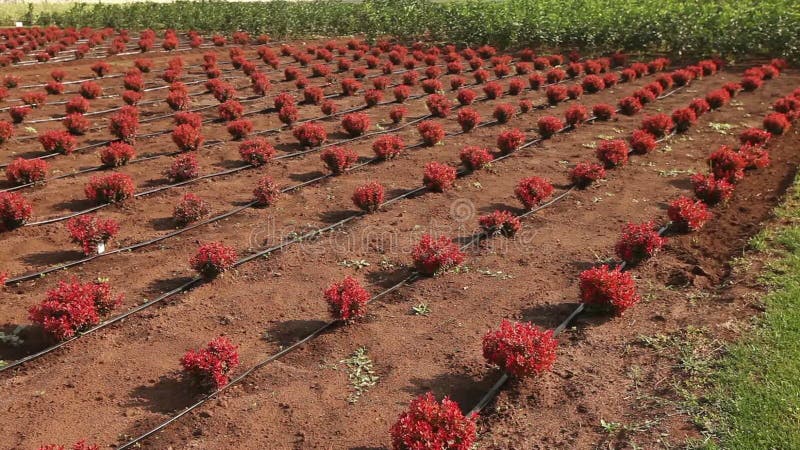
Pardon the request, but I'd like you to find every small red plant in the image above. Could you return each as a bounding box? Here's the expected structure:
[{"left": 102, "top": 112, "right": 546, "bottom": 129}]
[
  {"left": 546, "top": 68, "right": 566, "bottom": 83},
  {"left": 411, "top": 234, "right": 465, "bottom": 276},
  {"left": 293, "top": 122, "right": 327, "bottom": 147},
  {"left": 564, "top": 104, "right": 589, "bottom": 126},
  {"left": 460, "top": 146, "right": 494, "bottom": 171},
  {"left": 618, "top": 96, "right": 642, "bottom": 115},
  {"left": 341, "top": 77, "right": 362, "bottom": 96},
  {"left": 457, "top": 108, "right": 481, "bottom": 132},
  {"left": 615, "top": 221, "right": 666, "bottom": 265},
  {"left": 592, "top": 103, "right": 616, "bottom": 121},
  {"left": 482, "top": 319, "right": 557, "bottom": 378},
  {"left": 99, "top": 142, "right": 136, "bottom": 167},
  {"left": 707, "top": 146, "right": 747, "bottom": 183},
  {"left": 321, "top": 146, "right": 358, "bottom": 175},
  {"left": 39, "top": 130, "right": 77, "bottom": 154},
  {"left": 691, "top": 173, "right": 734, "bottom": 205},
  {"left": 668, "top": 192, "right": 714, "bottom": 232},
  {"left": 364, "top": 89, "right": 384, "bottom": 107},
  {"left": 629, "top": 130, "right": 657, "bottom": 154},
  {"left": 579, "top": 265, "right": 640, "bottom": 314},
  {"left": 706, "top": 89, "right": 731, "bottom": 109},
  {"left": 456, "top": 88, "right": 478, "bottom": 106},
  {"left": 239, "top": 138, "right": 275, "bottom": 167},
  {"left": 352, "top": 181, "right": 385, "bottom": 212},
  {"left": 390, "top": 392, "right": 477, "bottom": 450},
  {"left": 164, "top": 153, "right": 200, "bottom": 183},
  {"left": 493, "top": 103, "right": 516, "bottom": 124},
  {"left": 596, "top": 139, "right": 629, "bottom": 168},
  {"left": 171, "top": 124, "right": 204, "bottom": 151},
  {"left": 423, "top": 162, "right": 457, "bottom": 192},
  {"left": 6, "top": 158, "right": 47, "bottom": 185},
  {"left": 569, "top": 162, "right": 606, "bottom": 188},
  {"left": 180, "top": 336, "right": 239, "bottom": 389},
  {"left": 324, "top": 276, "right": 370, "bottom": 321},
  {"left": 739, "top": 127, "right": 771, "bottom": 146},
  {"left": 218, "top": 100, "right": 244, "bottom": 121},
  {"left": 528, "top": 72, "right": 545, "bottom": 90},
  {"left": 425, "top": 94, "right": 452, "bottom": 118},
  {"left": 319, "top": 99, "right": 338, "bottom": 116},
  {"left": 9, "top": 106, "right": 31, "bottom": 124},
  {"left": 417, "top": 121, "right": 445, "bottom": 146},
  {"left": 497, "top": 129, "right": 526, "bottom": 154},
  {"left": 567, "top": 85, "right": 583, "bottom": 100},
  {"left": 84, "top": 172, "right": 135, "bottom": 204},
  {"left": 671, "top": 107, "right": 697, "bottom": 133},
  {"left": 65, "top": 215, "right": 120, "bottom": 255},
  {"left": 227, "top": 119, "right": 253, "bottom": 140},
  {"left": 37, "top": 440, "right": 100, "bottom": 450},
  {"left": 478, "top": 210, "right": 520, "bottom": 237},
  {"left": 273, "top": 92, "right": 296, "bottom": 110},
  {"left": 763, "top": 112, "right": 791, "bottom": 135},
  {"left": 62, "top": 113, "right": 90, "bottom": 135},
  {"left": 0, "top": 121, "right": 14, "bottom": 144},
  {"left": 253, "top": 176, "right": 280, "bottom": 206},
  {"left": 79, "top": 81, "right": 103, "bottom": 99},
  {"left": 372, "top": 135, "right": 405, "bottom": 159},
  {"left": 174, "top": 193, "right": 211, "bottom": 225},
  {"left": 545, "top": 84, "right": 567, "bottom": 104},
  {"left": 515, "top": 176, "right": 554, "bottom": 209},
  {"left": 21, "top": 91, "right": 47, "bottom": 107},
  {"left": 29, "top": 279, "right": 122, "bottom": 340},
  {"left": 190, "top": 242, "right": 237, "bottom": 278},
  {"left": 108, "top": 107, "right": 139, "bottom": 143},
  {"left": 341, "top": 112, "right": 371, "bottom": 137},
  {"left": 90, "top": 61, "right": 111, "bottom": 77},
  {"left": 122, "top": 90, "right": 142, "bottom": 106},
  {"left": 393, "top": 85, "right": 411, "bottom": 103},
  {"left": 508, "top": 78, "right": 526, "bottom": 95},
  {"left": 738, "top": 143, "right": 770, "bottom": 169},
  {"left": 582, "top": 75, "right": 605, "bottom": 93},
  {"left": 422, "top": 79, "right": 443, "bottom": 94},
  {"left": 640, "top": 114, "right": 674, "bottom": 137},
  {"left": 278, "top": 104, "right": 298, "bottom": 125},
  {"left": 537, "top": 116, "right": 563, "bottom": 138},
  {"left": 483, "top": 81, "right": 504, "bottom": 100},
  {"left": 0, "top": 192, "right": 32, "bottom": 231}
]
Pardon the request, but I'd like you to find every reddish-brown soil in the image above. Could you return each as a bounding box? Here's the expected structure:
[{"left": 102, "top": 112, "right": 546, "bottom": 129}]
[{"left": 0, "top": 35, "right": 797, "bottom": 450}]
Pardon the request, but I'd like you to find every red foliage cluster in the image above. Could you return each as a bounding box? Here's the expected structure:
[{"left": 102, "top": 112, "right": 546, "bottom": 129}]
[
  {"left": 421, "top": 78, "right": 443, "bottom": 94},
  {"left": 508, "top": 78, "right": 526, "bottom": 95},
  {"left": 603, "top": 72, "right": 619, "bottom": 87},
  {"left": 0, "top": 192, "right": 32, "bottom": 231},
  {"left": 691, "top": 173, "right": 734, "bottom": 205},
  {"left": 321, "top": 99, "right": 339, "bottom": 116},
  {"left": 321, "top": 146, "right": 358, "bottom": 174},
  {"left": 459, "top": 146, "right": 494, "bottom": 171},
  {"left": 773, "top": 96, "right": 800, "bottom": 120},
  {"left": 740, "top": 76, "right": 763, "bottom": 92},
  {"left": 28, "top": 279, "right": 122, "bottom": 340},
  {"left": 618, "top": 96, "right": 642, "bottom": 115},
  {"left": 671, "top": 107, "right": 697, "bottom": 133},
  {"left": 614, "top": 221, "right": 666, "bottom": 265},
  {"left": 763, "top": 112, "right": 791, "bottom": 135},
  {"left": 174, "top": 193, "right": 211, "bottom": 225},
  {"left": 238, "top": 138, "right": 275, "bottom": 167},
  {"left": 629, "top": 130, "right": 657, "bottom": 154},
  {"left": 39, "top": 130, "right": 77, "bottom": 154},
  {"left": 341, "top": 77, "right": 362, "bottom": 96},
  {"left": 579, "top": 265, "right": 639, "bottom": 314},
  {"left": 537, "top": 116, "right": 563, "bottom": 138},
  {"left": 218, "top": 100, "right": 244, "bottom": 121},
  {"left": 63, "top": 113, "right": 90, "bottom": 135},
  {"left": 423, "top": 162, "right": 457, "bottom": 192},
  {"left": 519, "top": 99, "right": 534, "bottom": 113},
  {"left": 706, "top": 88, "right": 731, "bottom": 109},
  {"left": 166, "top": 89, "right": 190, "bottom": 111},
  {"left": 171, "top": 123, "right": 204, "bottom": 152},
  {"left": 99, "top": 141, "right": 136, "bottom": 168},
  {"left": 372, "top": 135, "right": 405, "bottom": 159},
  {"left": 226, "top": 118, "right": 253, "bottom": 140},
  {"left": 108, "top": 106, "right": 139, "bottom": 143},
  {"left": 567, "top": 85, "right": 583, "bottom": 100},
  {"left": 493, "top": 103, "right": 516, "bottom": 124},
  {"left": 707, "top": 146, "right": 747, "bottom": 183},
  {"left": 253, "top": 176, "right": 280, "bottom": 207},
  {"left": 546, "top": 68, "right": 566, "bottom": 83},
  {"left": 545, "top": 84, "right": 567, "bottom": 104},
  {"left": 352, "top": 181, "right": 385, "bottom": 212},
  {"left": 640, "top": 114, "right": 674, "bottom": 137},
  {"left": 190, "top": 242, "right": 237, "bottom": 278},
  {"left": 65, "top": 215, "right": 119, "bottom": 255},
  {"left": 180, "top": 336, "right": 240, "bottom": 390},
  {"left": 473, "top": 68, "right": 490, "bottom": 84},
  {"left": 456, "top": 88, "right": 478, "bottom": 106},
  {"left": 483, "top": 81, "right": 504, "bottom": 99},
  {"left": 425, "top": 94, "right": 452, "bottom": 118},
  {"left": 582, "top": 74, "right": 605, "bottom": 93},
  {"left": 9, "top": 106, "right": 31, "bottom": 124},
  {"left": 37, "top": 440, "right": 99, "bottom": 450},
  {"left": 390, "top": 392, "right": 477, "bottom": 450},
  {"left": 528, "top": 72, "right": 544, "bottom": 90},
  {"left": 668, "top": 196, "right": 711, "bottom": 231},
  {"left": 278, "top": 104, "right": 298, "bottom": 125},
  {"left": 478, "top": 210, "right": 520, "bottom": 237},
  {"left": 6, "top": 158, "right": 47, "bottom": 185},
  {"left": 515, "top": 176, "right": 554, "bottom": 209},
  {"left": 21, "top": 91, "right": 47, "bottom": 107},
  {"left": 497, "top": 129, "right": 526, "bottom": 154},
  {"left": 164, "top": 153, "right": 200, "bottom": 183},
  {"left": 457, "top": 108, "right": 481, "bottom": 132},
  {"left": 293, "top": 122, "right": 327, "bottom": 147},
  {"left": 341, "top": 113, "right": 371, "bottom": 137},
  {"left": 393, "top": 85, "right": 411, "bottom": 103},
  {"left": 79, "top": 81, "right": 103, "bottom": 99},
  {"left": 84, "top": 172, "right": 135, "bottom": 204},
  {"left": 482, "top": 319, "right": 557, "bottom": 378},
  {"left": 596, "top": 139, "right": 629, "bottom": 168},
  {"left": 417, "top": 120, "right": 445, "bottom": 146},
  {"left": 0, "top": 121, "right": 14, "bottom": 144},
  {"left": 739, "top": 127, "right": 771, "bottom": 146},
  {"left": 324, "top": 276, "right": 370, "bottom": 321},
  {"left": 592, "top": 103, "right": 616, "bottom": 121},
  {"left": 90, "top": 61, "right": 111, "bottom": 77},
  {"left": 273, "top": 92, "right": 296, "bottom": 110},
  {"left": 364, "top": 89, "right": 384, "bottom": 107},
  {"left": 569, "top": 162, "right": 606, "bottom": 188},
  {"left": 564, "top": 104, "right": 589, "bottom": 126},
  {"left": 411, "top": 234, "right": 466, "bottom": 276},
  {"left": 739, "top": 143, "right": 770, "bottom": 170}
]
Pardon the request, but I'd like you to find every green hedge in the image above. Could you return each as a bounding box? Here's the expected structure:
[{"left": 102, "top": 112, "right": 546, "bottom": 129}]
[{"left": 34, "top": 0, "right": 800, "bottom": 59}]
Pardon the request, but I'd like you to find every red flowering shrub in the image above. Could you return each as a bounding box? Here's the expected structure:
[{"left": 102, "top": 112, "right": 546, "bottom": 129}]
[
  {"left": 527, "top": 72, "right": 545, "bottom": 90},
  {"left": 0, "top": 191, "right": 32, "bottom": 231},
  {"left": 519, "top": 99, "right": 534, "bottom": 113},
  {"left": 740, "top": 76, "right": 763, "bottom": 92},
  {"left": 655, "top": 74, "right": 674, "bottom": 90},
  {"left": 122, "top": 90, "right": 142, "bottom": 106},
  {"left": 51, "top": 69, "right": 67, "bottom": 81},
  {"left": 391, "top": 85, "right": 411, "bottom": 103},
  {"left": 362, "top": 89, "right": 384, "bottom": 108},
  {"left": 324, "top": 276, "right": 370, "bottom": 322},
  {"left": 252, "top": 176, "right": 281, "bottom": 207},
  {"left": 3, "top": 75, "right": 20, "bottom": 88},
  {"left": 459, "top": 146, "right": 494, "bottom": 171},
  {"left": 691, "top": 173, "right": 734, "bottom": 205},
  {"left": 164, "top": 153, "right": 200, "bottom": 183},
  {"left": 207, "top": 79, "right": 236, "bottom": 102},
  {"left": 170, "top": 124, "right": 204, "bottom": 152},
  {"left": 581, "top": 74, "right": 605, "bottom": 94},
  {"left": 300, "top": 86, "right": 323, "bottom": 106},
  {"left": 671, "top": 107, "right": 697, "bottom": 133},
  {"left": 668, "top": 196, "right": 711, "bottom": 231},
  {"left": 456, "top": 88, "right": 478, "bottom": 106},
  {"left": 321, "top": 146, "right": 358, "bottom": 175},
  {"left": 497, "top": 129, "right": 526, "bottom": 154},
  {"left": 545, "top": 84, "right": 567, "bottom": 105},
  {"left": 293, "top": 122, "right": 327, "bottom": 147},
  {"left": 614, "top": 221, "right": 665, "bottom": 265},
  {"left": 515, "top": 176, "right": 553, "bottom": 209},
  {"left": 190, "top": 242, "right": 237, "bottom": 279},
  {"left": 372, "top": 135, "right": 405, "bottom": 159},
  {"left": 763, "top": 112, "right": 791, "bottom": 135},
  {"left": 423, "top": 162, "right": 457, "bottom": 192},
  {"left": 28, "top": 279, "right": 122, "bottom": 340},
  {"left": 90, "top": 61, "right": 111, "bottom": 77},
  {"left": 618, "top": 96, "right": 642, "bottom": 115},
  {"left": 773, "top": 96, "right": 800, "bottom": 120},
  {"left": 592, "top": 103, "right": 616, "bottom": 121},
  {"left": 273, "top": 92, "right": 296, "bottom": 110},
  {"left": 99, "top": 142, "right": 136, "bottom": 167},
  {"left": 707, "top": 146, "right": 746, "bottom": 183},
  {"left": 493, "top": 103, "right": 516, "bottom": 124},
  {"left": 65, "top": 215, "right": 119, "bottom": 255},
  {"left": 737, "top": 144, "right": 770, "bottom": 170},
  {"left": 537, "top": 116, "right": 563, "bottom": 138},
  {"left": 508, "top": 78, "right": 526, "bottom": 96},
  {"left": 180, "top": 336, "right": 239, "bottom": 390},
  {"left": 595, "top": 139, "right": 629, "bottom": 168},
  {"left": 6, "top": 157, "right": 47, "bottom": 185},
  {"left": 390, "top": 392, "right": 476, "bottom": 450},
  {"left": 567, "top": 85, "right": 583, "bottom": 100},
  {"left": 9, "top": 106, "right": 30, "bottom": 124},
  {"left": 706, "top": 89, "right": 731, "bottom": 109},
  {"left": 0, "top": 121, "right": 14, "bottom": 144},
  {"left": 421, "top": 79, "right": 443, "bottom": 95},
  {"left": 418, "top": 121, "right": 445, "bottom": 146},
  {"left": 227, "top": 119, "right": 253, "bottom": 140},
  {"left": 165, "top": 90, "right": 190, "bottom": 111},
  {"left": 644, "top": 81, "right": 664, "bottom": 98},
  {"left": 341, "top": 77, "right": 362, "bottom": 96},
  {"left": 689, "top": 98, "right": 711, "bottom": 116},
  {"left": 79, "top": 81, "right": 103, "bottom": 99},
  {"left": 739, "top": 127, "right": 771, "bottom": 146},
  {"left": 721, "top": 82, "right": 741, "bottom": 97},
  {"left": 39, "top": 130, "right": 77, "bottom": 154},
  {"left": 21, "top": 91, "right": 47, "bottom": 108},
  {"left": 640, "top": 114, "right": 674, "bottom": 137},
  {"left": 238, "top": 138, "right": 275, "bottom": 167},
  {"left": 546, "top": 68, "right": 566, "bottom": 84},
  {"left": 579, "top": 265, "right": 640, "bottom": 314},
  {"left": 352, "top": 181, "right": 385, "bottom": 213},
  {"left": 411, "top": 234, "right": 465, "bottom": 276},
  {"left": 84, "top": 172, "right": 135, "bottom": 204},
  {"left": 478, "top": 210, "right": 520, "bottom": 237},
  {"left": 670, "top": 69, "right": 692, "bottom": 87},
  {"left": 629, "top": 130, "right": 657, "bottom": 154},
  {"left": 452, "top": 108, "right": 480, "bottom": 133},
  {"left": 472, "top": 68, "right": 489, "bottom": 84},
  {"left": 62, "top": 113, "right": 89, "bottom": 135},
  {"left": 174, "top": 193, "right": 211, "bottom": 225},
  {"left": 218, "top": 100, "right": 244, "bottom": 121},
  {"left": 483, "top": 81, "right": 504, "bottom": 100},
  {"left": 277, "top": 104, "right": 298, "bottom": 126},
  {"left": 569, "top": 162, "right": 606, "bottom": 188},
  {"left": 108, "top": 107, "right": 139, "bottom": 143},
  {"left": 482, "top": 319, "right": 556, "bottom": 378},
  {"left": 341, "top": 113, "right": 371, "bottom": 137},
  {"left": 425, "top": 94, "right": 452, "bottom": 118},
  {"left": 564, "top": 104, "right": 589, "bottom": 126},
  {"left": 602, "top": 72, "right": 619, "bottom": 87}
]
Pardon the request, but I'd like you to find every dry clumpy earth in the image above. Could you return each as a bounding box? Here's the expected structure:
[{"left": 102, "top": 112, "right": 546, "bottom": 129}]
[{"left": 0, "top": 39, "right": 796, "bottom": 449}]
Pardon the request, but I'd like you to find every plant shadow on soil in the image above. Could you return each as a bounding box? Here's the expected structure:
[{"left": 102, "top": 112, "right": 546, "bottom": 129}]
[
  {"left": 22, "top": 248, "right": 84, "bottom": 266},
  {"left": 319, "top": 208, "right": 357, "bottom": 224},
  {"left": 266, "top": 319, "right": 329, "bottom": 347},
  {"left": 288, "top": 169, "right": 325, "bottom": 183},
  {"left": 128, "top": 374, "right": 197, "bottom": 414},
  {"left": 50, "top": 197, "right": 96, "bottom": 213},
  {"left": 147, "top": 276, "right": 197, "bottom": 295},
  {"left": 0, "top": 323, "right": 51, "bottom": 361},
  {"left": 403, "top": 369, "right": 498, "bottom": 413},
  {"left": 364, "top": 266, "right": 411, "bottom": 289},
  {"left": 149, "top": 215, "right": 177, "bottom": 231},
  {"left": 478, "top": 202, "right": 524, "bottom": 215}
]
